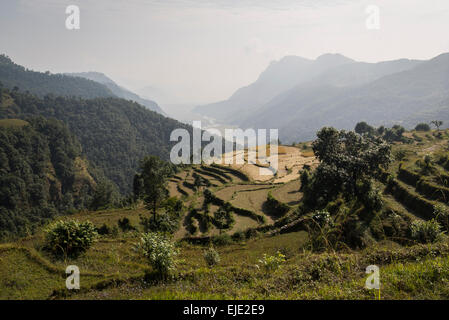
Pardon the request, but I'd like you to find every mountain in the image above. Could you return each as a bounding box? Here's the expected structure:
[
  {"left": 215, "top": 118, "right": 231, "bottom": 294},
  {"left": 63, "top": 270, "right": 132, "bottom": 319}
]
[
  {"left": 194, "top": 53, "right": 355, "bottom": 123},
  {"left": 241, "top": 53, "right": 449, "bottom": 143},
  {"left": 0, "top": 88, "right": 192, "bottom": 194},
  {"left": 137, "top": 85, "right": 179, "bottom": 106},
  {"left": 65, "top": 72, "right": 165, "bottom": 114},
  {"left": 0, "top": 54, "right": 114, "bottom": 99},
  {"left": 0, "top": 117, "right": 97, "bottom": 238}
]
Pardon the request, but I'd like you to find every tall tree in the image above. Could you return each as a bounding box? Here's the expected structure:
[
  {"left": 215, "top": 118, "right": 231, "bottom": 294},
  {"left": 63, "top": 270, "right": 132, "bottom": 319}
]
[
  {"left": 431, "top": 120, "right": 443, "bottom": 131},
  {"left": 135, "top": 156, "right": 172, "bottom": 221}
]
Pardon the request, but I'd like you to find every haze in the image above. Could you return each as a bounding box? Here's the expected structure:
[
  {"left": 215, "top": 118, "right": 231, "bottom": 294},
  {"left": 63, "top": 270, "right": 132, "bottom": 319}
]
[{"left": 1, "top": 0, "right": 449, "bottom": 105}]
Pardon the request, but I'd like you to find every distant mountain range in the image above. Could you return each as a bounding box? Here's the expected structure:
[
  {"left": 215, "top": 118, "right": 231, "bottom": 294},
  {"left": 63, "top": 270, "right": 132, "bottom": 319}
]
[
  {"left": 0, "top": 55, "right": 191, "bottom": 193},
  {"left": 65, "top": 72, "right": 165, "bottom": 114},
  {"left": 0, "top": 54, "right": 164, "bottom": 115},
  {"left": 195, "top": 52, "right": 449, "bottom": 143}
]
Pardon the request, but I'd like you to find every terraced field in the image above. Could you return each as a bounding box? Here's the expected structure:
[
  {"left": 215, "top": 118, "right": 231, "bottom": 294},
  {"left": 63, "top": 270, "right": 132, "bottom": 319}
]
[{"left": 3, "top": 130, "right": 449, "bottom": 300}]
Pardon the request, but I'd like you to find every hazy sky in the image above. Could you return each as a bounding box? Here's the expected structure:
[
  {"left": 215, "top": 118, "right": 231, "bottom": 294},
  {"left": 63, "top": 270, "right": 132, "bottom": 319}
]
[{"left": 1, "top": 0, "right": 449, "bottom": 104}]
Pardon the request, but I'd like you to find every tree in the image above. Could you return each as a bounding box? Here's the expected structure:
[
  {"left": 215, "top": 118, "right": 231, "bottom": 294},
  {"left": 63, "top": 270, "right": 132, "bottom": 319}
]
[
  {"left": 135, "top": 156, "right": 172, "bottom": 221},
  {"left": 415, "top": 123, "right": 431, "bottom": 132},
  {"left": 309, "top": 127, "right": 392, "bottom": 200},
  {"left": 354, "top": 122, "right": 374, "bottom": 135},
  {"left": 431, "top": 120, "right": 443, "bottom": 131},
  {"left": 89, "top": 181, "right": 117, "bottom": 210}
]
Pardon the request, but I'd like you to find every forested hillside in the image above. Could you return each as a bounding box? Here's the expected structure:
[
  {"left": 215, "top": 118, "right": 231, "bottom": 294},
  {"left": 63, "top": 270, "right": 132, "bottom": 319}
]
[
  {"left": 0, "top": 54, "right": 114, "bottom": 99},
  {"left": 0, "top": 87, "right": 193, "bottom": 194},
  {"left": 0, "top": 116, "right": 97, "bottom": 239}
]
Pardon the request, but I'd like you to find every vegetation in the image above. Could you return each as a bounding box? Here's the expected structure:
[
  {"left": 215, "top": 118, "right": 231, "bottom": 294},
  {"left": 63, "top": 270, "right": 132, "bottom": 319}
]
[
  {"left": 134, "top": 156, "right": 173, "bottom": 221},
  {"left": 203, "top": 247, "right": 220, "bottom": 267},
  {"left": 410, "top": 219, "right": 444, "bottom": 244},
  {"left": 44, "top": 220, "right": 98, "bottom": 257},
  {"left": 415, "top": 123, "right": 431, "bottom": 131},
  {"left": 2, "top": 118, "right": 449, "bottom": 299},
  {"left": 0, "top": 117, "right": 97, "bottom": 239},
  {"left": 257, "top": 251, "right": 286, "bottom": 272},
  {"left": 0, "top": 87, "right": 193, "bottom": 194},
  {"left": 136, "top": 232, "right": 179, "bottom": 276},
  {"left": 0, "top": 54, "right": 114, "bottom": 99}
]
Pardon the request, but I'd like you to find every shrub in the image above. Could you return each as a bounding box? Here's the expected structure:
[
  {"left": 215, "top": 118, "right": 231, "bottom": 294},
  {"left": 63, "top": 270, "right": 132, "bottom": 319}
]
[
  {"left": 257, "top": 251, "right": 286, "bottom": 272},
  {"left": 410, "top": 219, "right": 444, "bottom": 243},
  {"left": 140, "top": 212, "right": 181, "bottom": 234},
  {"left": 434, "top": 205, "right": 449, "bottom": 229},
  {"left": 212, "top": 233, "right": 233, "bottom": 246},
  {"left": 312, "top": 210, "right": 332, "bottom": 227},
  {"left": 203, "top": 247, "right": 220, "bottom": 267},
  {"left": 136, "top": 232, "right": 179, "bottom": 275},
  {"left": 266, "top": 192, "right": 290, "bottom": 216},
  {"left": 118, "top": 217, "right": 135, "bottom": 232},
  {"left": 232, "top": 231, "right": 246, "bottom": 242},
  {"left": 97, "top": 223, "right": 111, "bottom": 235},
  {"left": 394, "top": 149, "right": 407, "bottom": 161},
  {"left": 415, "top": 123, "right": 431, "bottom": 131},
  {"left": 213, "top": 207, "right": 235, "bottom": 231},
  {"left": 45, "top": 220, "right": 98, "bottom": 257}
]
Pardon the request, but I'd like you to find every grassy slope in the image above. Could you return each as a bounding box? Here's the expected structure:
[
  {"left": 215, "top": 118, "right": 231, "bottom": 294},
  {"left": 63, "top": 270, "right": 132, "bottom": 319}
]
[{"left": 2, "top": 130, "right": 449, "bottom": 299}]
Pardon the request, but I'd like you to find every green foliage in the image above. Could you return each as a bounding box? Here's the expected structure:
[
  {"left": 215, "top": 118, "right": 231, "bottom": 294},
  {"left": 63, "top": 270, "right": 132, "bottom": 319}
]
[
  {"left": 0, "top": 117, "right": 97, "bottom": 239},
  {"left": 257, "top": 251, "right": 286, "bottom": 272},
  {"left": 203, "top": 247, "right": 220, "bottom": 267},
  {"left": 140, "top": 210, "right": 182, "bottom": 234},
  {"left": 394, "top": 149, "right": 408, "bottom": 161},
  {"left": 312, "top": 210, "right": 333, "bottom": 227},
  {"left": 96, "top": 223, "right": 112, "bottom": 236},
  {"left": 134, "top": 156, "right": 173, "bottom": 220},
  {"left": 89, "top": 181, "right": 118, "bottom": 211},
  {"left": 211, "top": 234, "right": 233, "bottom": 246},
  {"left": 213, "top": 207, "right": 235, "bottom": 231},
  {"left": 415, "top": 123, "right": 431, "bottom": 131},
  {"left": 266, "top": 192, "right": 290, "bottom": 216},
  {"left": 434, "top": 204, "right": 449, "bottom": 229},
  {"left": 117, "top": 217, "right": 135, "bottom": 232},
  {"left": 136, "top": 232, "right": 179, "bottom": 275},
  {"left": 0, "top": 54, "right": 114, "bottom": 99},
  {"left": 306, "top": 127, "right": 391, "bottom": 203},
  {"left": 430, "top": 120, "right": 443, "bottom": 130},
  {"left": 0, "top": 88, "right": 193, "bottom": 194},
  {"left": 357, "top": 179, "right": 383, "bottom": 211},
  {"left": 354, "top": 121, "right": 375, "bottom": 135},
  {"left": 140, "top": 197, "right": 183, "bottom": 234},
  {"left": 44, "top": 220, "right": 98, "bottom": 257},
  {"left": 410, "top": 219, "right": 444, "bottom": 244}
]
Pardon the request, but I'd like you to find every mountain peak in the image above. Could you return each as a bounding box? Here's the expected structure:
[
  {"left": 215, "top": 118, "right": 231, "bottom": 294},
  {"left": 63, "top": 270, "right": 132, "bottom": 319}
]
[{"left": 315, "top": 53, "right": 354, "bottom": 65}]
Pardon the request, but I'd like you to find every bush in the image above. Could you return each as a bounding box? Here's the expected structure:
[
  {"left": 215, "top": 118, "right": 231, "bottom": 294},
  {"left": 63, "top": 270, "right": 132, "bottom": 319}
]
[
  {"left": 212, "top": 233, "right": 233, "bottom": 246},
  {"left": 312, "top": 210, "right": 332, "bottom": 227},
  {"left": 136, "top": 232, "right": 179, "bottom": 275},
  {"left": 257, "top": 251, "right": 286, "bottom": 272},
  {"left": 415, "top": 123, "right": 431, "bottom": 131},
  {"left": 213, "top": 207, "right": 235, "bottom": 231},
  {"left": 266, "top": 192, "right": 290, "bottom": 216},
  {"left": 434, "top": 205, "right": 449, "bottom": 229},
  {"left": 140, "top": 212, "right": 181, "bottom": 234},
  {"left": 203, "top": 247, "right": 220, "bottom": 267},
  {"left": 118, "top": 217, "right": 135, "bottom": 232},
  {"left": 231, "top": 231, "right": 246, "bottom": 242},
  {"left": 97, "top": 223, "right": 111, "bottom": 235},
  {"left": 44, "top": 220, "right": 97, "bottom": 257},
  {"left": 410, "top": 219, "right": 444, "bottom": 243}
]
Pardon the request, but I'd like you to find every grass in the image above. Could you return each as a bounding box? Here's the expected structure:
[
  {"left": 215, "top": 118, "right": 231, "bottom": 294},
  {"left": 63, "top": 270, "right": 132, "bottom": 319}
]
[
  {"left": 0, "top": 118, "right": 29, "bottom": 128},
  {"left": 3, "top": 131, "right": 449, "bottom": 299}
]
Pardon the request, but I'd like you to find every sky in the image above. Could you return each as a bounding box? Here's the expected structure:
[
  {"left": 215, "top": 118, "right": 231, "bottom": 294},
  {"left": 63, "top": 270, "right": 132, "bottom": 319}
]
[{"left": 1, "top": 0, "right": 449, "bottom": 105}]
